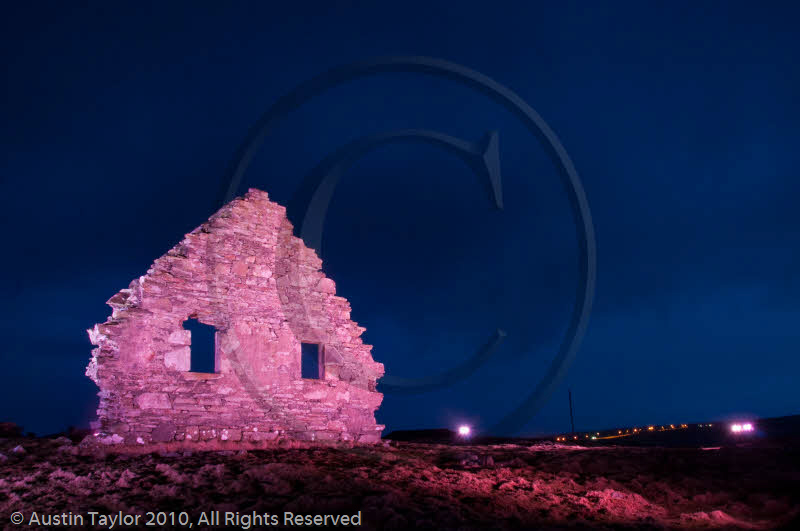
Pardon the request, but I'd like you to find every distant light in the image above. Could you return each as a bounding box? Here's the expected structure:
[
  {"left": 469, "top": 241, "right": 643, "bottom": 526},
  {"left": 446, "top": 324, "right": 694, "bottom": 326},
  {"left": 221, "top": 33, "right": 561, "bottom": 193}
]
[
  {"left": 457, "top": 425, "right": 471, "bottom": 436},
  {"left": 591, "top": 436, "right": 596, "bottom": 440},
  {"left": 742, "top": 423, "right": 753, "bottom": 431},
  {"left": 648, "top": 426, "right": 654, "bottom": 431},
  {"left": 731, "top": 424, "right": 742, "bottom": 433},
  {"left": 731, "top": 422, "right": 754, "bottom": 433}
]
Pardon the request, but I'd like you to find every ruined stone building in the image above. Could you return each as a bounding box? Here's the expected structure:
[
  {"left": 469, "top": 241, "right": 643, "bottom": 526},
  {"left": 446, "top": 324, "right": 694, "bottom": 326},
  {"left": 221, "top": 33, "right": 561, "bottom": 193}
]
[{"left": 86, "top": 189, "right": 384, "bottom": 445}]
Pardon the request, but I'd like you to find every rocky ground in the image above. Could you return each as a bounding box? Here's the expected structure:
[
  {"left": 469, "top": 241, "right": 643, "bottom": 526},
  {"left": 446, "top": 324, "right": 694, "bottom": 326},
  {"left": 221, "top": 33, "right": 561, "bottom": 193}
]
[{"left": 1, "top": 434, "right": 799, "bottom": 530}]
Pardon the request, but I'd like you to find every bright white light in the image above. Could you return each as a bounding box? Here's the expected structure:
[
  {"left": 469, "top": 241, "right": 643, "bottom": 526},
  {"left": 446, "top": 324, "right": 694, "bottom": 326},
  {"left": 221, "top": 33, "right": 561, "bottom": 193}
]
[
  {"left": 742, "top": 423, "right": 753, "bottom": 431},
  {"left": 457, "top": 425, "right": 471, "bottom": 436},
  {"left": 731, "top": 424, "right": 742, "bottom": 432},
  {"left": 731, "top": 422, "right": 754, "bottom": 433}
]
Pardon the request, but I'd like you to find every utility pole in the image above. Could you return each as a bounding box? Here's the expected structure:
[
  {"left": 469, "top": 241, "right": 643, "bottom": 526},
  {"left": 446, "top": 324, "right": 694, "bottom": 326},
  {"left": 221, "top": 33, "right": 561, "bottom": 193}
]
[{"left": 569, "top": 389, "right": 575, "bottom": 434}]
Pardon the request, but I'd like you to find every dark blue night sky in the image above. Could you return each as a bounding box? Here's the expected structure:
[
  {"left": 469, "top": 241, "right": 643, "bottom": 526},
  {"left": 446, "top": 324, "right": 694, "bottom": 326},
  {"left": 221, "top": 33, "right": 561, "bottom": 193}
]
[{"left": 2, "top": 2, "right": 798, "bottom": 436}]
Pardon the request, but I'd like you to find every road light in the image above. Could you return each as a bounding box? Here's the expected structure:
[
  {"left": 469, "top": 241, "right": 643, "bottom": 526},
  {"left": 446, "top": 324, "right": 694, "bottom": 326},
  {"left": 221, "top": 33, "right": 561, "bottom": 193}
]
[{"left": 731, "top": 422, "right": 754, "bottom": 433}]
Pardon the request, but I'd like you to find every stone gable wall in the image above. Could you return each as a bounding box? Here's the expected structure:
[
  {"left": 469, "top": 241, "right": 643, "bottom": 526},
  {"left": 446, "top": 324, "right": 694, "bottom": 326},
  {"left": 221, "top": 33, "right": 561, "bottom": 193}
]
[{"left": 87, "top": 189, "right": 384, "bottom": 445}]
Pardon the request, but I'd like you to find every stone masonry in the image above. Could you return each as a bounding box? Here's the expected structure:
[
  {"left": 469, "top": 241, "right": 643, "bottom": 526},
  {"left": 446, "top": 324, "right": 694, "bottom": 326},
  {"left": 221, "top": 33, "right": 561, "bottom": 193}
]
[{"left": 86, "top": 188, "right": 384, "bottom": 445}]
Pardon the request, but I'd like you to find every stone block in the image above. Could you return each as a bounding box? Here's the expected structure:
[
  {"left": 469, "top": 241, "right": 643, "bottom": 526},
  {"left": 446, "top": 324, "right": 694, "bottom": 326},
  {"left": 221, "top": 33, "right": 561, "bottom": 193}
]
[
  {"left": 324, "top": 345, "right": 343, "bottom": 365},
  {"left": 220, "top": 428, "right": 242, "bottom": 442},
  {"left": 168, "top": 330, "right": 191, "bottom": 345},
  {"left": 135, "top": 392, "right": 171, "bottom": 409},
  {"left": 152, "top": 422, "right": 177, "bottom": 443},
  {"left": 231, "top": 261, "right": 249, "bottom": 276},
  {"left": 184, "top": 426, "right": 199, "bottom": 441},
  {"left": 312, "top": 430, "right": 339, "bottom": 441},
  {"left": 214, "top": 263, "right": 231, "bottom": 275},
  {"left": 243, "top": 430, "right": 278, "bottom": 442},
  {"left": 316, "top": 277, "right": 336, "bottom": 294},
  {"left": 303, "top": 388, "right": 327, "bottom": 400},
  {"left": 358, "top": 432, "right": 381, "bottom": 443},
  {"left": 110, "top": 423, "right": 130, "bottom": 433},
  {"left": 164, "top": 346, "right": 191, "bottom": 371},
  {"left": 199, "top": 428, "right": 217, "bottom": 441}
]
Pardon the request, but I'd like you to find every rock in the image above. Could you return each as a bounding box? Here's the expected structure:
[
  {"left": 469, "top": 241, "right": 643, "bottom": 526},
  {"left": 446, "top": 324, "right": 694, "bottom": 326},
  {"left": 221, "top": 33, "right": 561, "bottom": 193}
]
[
  {"left": 115, "top": 469, "right": 137, "bottom": 488},
  {"left": 0, "top": 422, "right": 22, "bottom": 438},
  {"left": 455, "top": 452, "right": 481, "bottom": 466}
]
